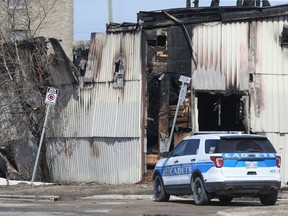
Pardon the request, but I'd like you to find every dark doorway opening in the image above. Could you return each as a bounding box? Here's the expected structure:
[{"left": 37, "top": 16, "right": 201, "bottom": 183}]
[{"left": 197, "top": 92, "right": 246, "bottom": 132}]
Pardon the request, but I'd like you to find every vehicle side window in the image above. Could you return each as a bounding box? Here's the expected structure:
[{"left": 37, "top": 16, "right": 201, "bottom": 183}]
[
  {"left": 184, "top": 139, "right": 200, "bottom": 155},
  {"left": 171, "top": 140, "right": 188, "bottom": 157},
  {"left": 205, "top": 140, "right": 220, "bottom": 154}
]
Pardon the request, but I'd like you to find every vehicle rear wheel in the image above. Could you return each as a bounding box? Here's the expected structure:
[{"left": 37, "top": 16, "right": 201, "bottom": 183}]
[
  {"left": 259, "top": 190, "right": 278, "bottom": 206},
  {"left": 153, "top": 175, "right": 170, "bottom": 202},
  {"left": 192, "top": 177, "right": 210, "bottom": 205},
  {"left": 218, "top": 196, "right": 233, "bottom": 203}
]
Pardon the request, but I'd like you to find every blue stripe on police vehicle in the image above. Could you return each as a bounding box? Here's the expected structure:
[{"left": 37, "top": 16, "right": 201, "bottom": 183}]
[
  {"left": 161, "top": 162, "right": 214, "bottom": 177},
  {"left": 223, "top": 153, "right": 277, "bottom": 168}
]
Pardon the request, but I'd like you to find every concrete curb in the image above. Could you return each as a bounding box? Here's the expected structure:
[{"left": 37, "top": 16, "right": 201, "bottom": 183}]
[
  {"left": 0, "top": 195, "right": 59, "bottom": 202},
  {"left": 80, "top": 194, "right": 154, "bottom": 200},
  {"left": 79, "top": 194, "right": 189, "bottom": 201}
]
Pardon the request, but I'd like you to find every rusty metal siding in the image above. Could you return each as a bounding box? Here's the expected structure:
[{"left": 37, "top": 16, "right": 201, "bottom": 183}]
[
  {"left": 47, "top": 137, "right": 142, "bottom": 184},
  {"left": 192, "top": 22, "right": 249, "bottom": 91},
  {"left": 250, "top": 18, "right": 288, "bottom": 133}
]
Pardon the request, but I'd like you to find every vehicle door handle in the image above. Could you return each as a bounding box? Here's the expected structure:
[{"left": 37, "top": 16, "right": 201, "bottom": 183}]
[
  {"left": 174, "top": 160, "right": 179, "bottom": 164},
  {"left": 191, "top": 158, "right": 196, "bottom": 162}
]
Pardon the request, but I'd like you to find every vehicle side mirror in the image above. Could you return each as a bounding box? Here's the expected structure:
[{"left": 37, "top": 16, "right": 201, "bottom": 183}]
[{"left": 160, "top": 151, "right": 170, "bottom": 158}]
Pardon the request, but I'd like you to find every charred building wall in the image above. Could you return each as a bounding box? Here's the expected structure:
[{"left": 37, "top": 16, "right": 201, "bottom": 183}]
[{"left": 139, "top": 5, "right": 288, "bottom": 184}]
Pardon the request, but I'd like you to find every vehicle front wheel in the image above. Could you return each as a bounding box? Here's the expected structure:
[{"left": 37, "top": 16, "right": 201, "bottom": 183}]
[
  {"left": 192, "top": 177, "right": 210, "bottom": 205},
  {"left": 259, "top": 190, "right": 278, "bottom": 206},
  {"left": 153, "top": 175, "right": 170, "bottom": 202}
]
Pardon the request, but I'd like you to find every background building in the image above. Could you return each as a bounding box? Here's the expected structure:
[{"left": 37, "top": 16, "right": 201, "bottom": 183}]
[{"left": 0, "top": 0, "right": 73, "bottom": 59}]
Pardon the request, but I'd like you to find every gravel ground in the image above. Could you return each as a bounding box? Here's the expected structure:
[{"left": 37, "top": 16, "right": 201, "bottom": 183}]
[
  {"left": 0, "top": 182, "right": 153, "bottom": 201},
  {"left": 0, "top": 171, "right": 154, "bottom": 201},
  {"left": 0, "top": 169, "right": 287, "bottom": 202}
]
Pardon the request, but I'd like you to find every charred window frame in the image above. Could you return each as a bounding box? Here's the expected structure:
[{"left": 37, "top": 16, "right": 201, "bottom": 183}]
[
  {"left": 113, "top": 58, "right": 125, "bottom": 88},
  {"left": 147, "top": 35, "right": 167, "bottom": 47},
  {"left": 147, "top": 35, "right": 167, "bottom": 62},
  {"left": 281, "top": 25, "right": 288, "bottom": 47}
]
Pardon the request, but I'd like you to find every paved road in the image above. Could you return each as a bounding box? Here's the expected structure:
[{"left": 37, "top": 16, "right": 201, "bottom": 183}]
[{"left": 0, "top": 195, "right": 288, "bottom": 216}]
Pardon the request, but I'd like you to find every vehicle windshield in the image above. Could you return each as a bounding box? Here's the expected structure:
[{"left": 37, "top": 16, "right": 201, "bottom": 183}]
[{"left": 205, "top": 138, "right": 276, "bottom": 154}]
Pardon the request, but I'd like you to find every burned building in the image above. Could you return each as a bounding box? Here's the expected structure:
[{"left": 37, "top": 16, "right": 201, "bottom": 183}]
[
  {"left": 47, "top": 3, "right": 288, "bottom": 185},
  {"left": 139, "top": 5, "right": 288, "bottom": 184}
]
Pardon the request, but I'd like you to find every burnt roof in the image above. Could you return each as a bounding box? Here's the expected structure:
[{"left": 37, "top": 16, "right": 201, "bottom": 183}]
[{"left": 138, "top": 4, "right": 288, "bottom": 29}]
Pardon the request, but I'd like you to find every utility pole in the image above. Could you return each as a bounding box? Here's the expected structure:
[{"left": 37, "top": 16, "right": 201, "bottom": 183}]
[{"left": 108, "top": 0, "right": 113, "bottom": 23}]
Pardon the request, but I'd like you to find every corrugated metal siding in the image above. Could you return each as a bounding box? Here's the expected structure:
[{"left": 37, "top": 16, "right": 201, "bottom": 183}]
[
  {"left": 250, "top": 18, "right": 288, "bottom": 133},
  {"left": 47, "top": 137, "right": 142, "bottom": 184},
  {"left": 46, "top": 30, "right": 144, "bottom": 184},
  {"left": 192, "top": 17, "right": 288, "bottom": 185},
  {"left": 48, "top": 82, "right": 141, "bottom": 138},
  {"left": 264, "top": 133, "right": 288, "bottom": 185},
  {"left": 86, "top": 32, "right": 142, "bottom": 82},
  {"left": 192, "top": 22, "right": 249, "bottom": 91},
  {"left": 248, "top": 17, "right": 288, "bottom": 185}
]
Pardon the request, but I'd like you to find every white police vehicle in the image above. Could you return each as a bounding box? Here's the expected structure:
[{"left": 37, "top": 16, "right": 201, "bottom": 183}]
[{"left": 153, "top": 133, "right": 281, "bottom": 205}]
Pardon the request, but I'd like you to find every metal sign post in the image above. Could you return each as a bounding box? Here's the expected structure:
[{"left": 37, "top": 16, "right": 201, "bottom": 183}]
[
  {"left": 31, "top": 87, "right": 58, "bottom": 186},
  {"left": 167, "top": 75, "right": 191, "bottom": 151}
]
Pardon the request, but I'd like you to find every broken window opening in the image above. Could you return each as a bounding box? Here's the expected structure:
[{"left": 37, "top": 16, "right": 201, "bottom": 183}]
[
  {"left": 196, "top": 92, "right": 246, "bottom": 132},
  {"left": 113, "top": 58, "right": 125, "bottom": 88},
  {"left": 281, "top": 25, "right": 288, "bottom": 47},
  {"left": 147, "top": 35, "right": 167, "bottom": 47},
  {"left": 157, "top": 35, "right": 166, "bottom": 47}
]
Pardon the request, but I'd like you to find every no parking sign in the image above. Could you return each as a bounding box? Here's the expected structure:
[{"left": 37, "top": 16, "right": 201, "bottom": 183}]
[
  {"left": 32, "top": 86, "right": 59, "bottom": 185},
  {"left": 44, "top": 87, "right": 59, "bottom": 105}
]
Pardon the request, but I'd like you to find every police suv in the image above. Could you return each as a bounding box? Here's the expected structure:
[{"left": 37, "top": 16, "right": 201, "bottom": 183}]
[{"left": 153, "top": 133, "right": 281, "bottom": 205}]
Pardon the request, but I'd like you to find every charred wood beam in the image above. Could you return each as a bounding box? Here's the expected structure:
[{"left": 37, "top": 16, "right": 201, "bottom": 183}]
[
  {"left": 256, "top": 0, "right": 261, "bottom": 6},
  {"left": 162, "top": 11, "right": 197, "bottom": 67},
  {"left": 193, "top": 0, "right": 199, "bottom": 7},
  {"left": 139, "top": 5, "right": 288, "bottom": 29},
  {"left": 236, "top": 0, "right": 243, "bottom": 6},
  {"left": 262, "top": 0, "right": 271, "bottom": 7},
  {"left": 243, "top": 0, "right": 255, "bottom": 6},
  {"left": 186, "top": 0, "right": 191, "bottom": 8},
  {"left": 221, "top": 6, "right": 288, "bottom": 21},
  {"left": 210, "top": 0, "right": 220, "bottom": 7}
]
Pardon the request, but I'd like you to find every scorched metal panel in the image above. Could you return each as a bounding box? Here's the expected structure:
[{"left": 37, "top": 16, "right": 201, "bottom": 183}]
[
  {"left": 47, "top": 137, "right": 142, "bottom": 184},
  {"left": 85, "top": 32, "right": 142, "bottom": 82},
  {"left": 47, "top": 81, "right": 142, "bottom": 138},
  {"left": 192, "top": 22, "right": 249, "bottom": 91},
  {"left": 250, "top": 18, "right": 288, "bottom": 133}
]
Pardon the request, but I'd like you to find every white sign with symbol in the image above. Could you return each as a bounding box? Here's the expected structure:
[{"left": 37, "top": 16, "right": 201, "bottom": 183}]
[{"left": 45, "top": 87, "right": 59, "bottom": 105}]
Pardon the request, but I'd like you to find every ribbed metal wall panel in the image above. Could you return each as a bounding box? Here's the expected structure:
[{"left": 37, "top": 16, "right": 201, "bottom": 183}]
[
  {"left": 250, "top": 17, "right": 288, "bottom": 133},
  {"left": 191, "top": 17, "right": 288, "bottom": 185},
  {"left": 48, "top": 82, "right": 141, "bottom": 138},
  {"left": 46, "top": 30, "right": 144, "bottom": 184},
  {"left": 192, "top": 22, "right": 249, "bottom": 91},
  {"left": 85, "top": 32, "right": 142, "bottom": 82},
  {"left": 264, "top": 133, "right": 288, "bottom": 185},
  {"left": 47, "top": 30, "right": 143, "bottom": 138},
  {"left": 47, "top": 137, "right": 142, "bottom": 184}
]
